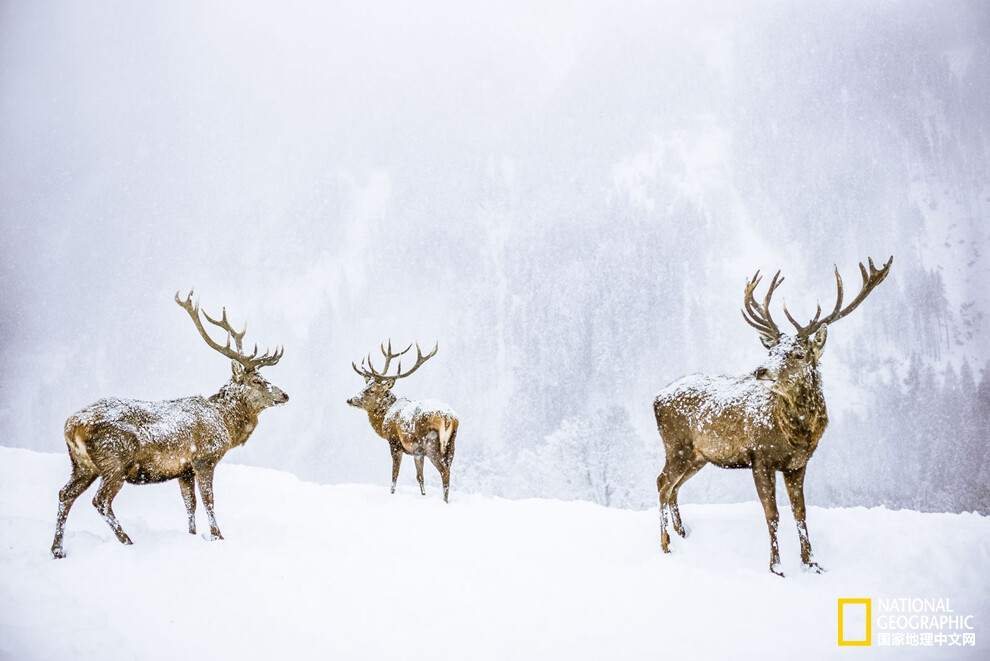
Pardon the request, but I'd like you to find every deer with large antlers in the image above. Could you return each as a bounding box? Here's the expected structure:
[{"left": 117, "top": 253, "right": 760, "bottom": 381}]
[
  {"left": 50, "top": 291, "right": 288, "bottom": 558},
  {"left": 347, "top": 341, "right": 458, "bottom": 502},
  {"left": 654, "top": 256, "right": 893, "bottom": 575}
]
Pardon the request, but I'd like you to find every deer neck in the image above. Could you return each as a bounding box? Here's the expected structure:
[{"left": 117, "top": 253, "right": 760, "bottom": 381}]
[
  {"left": 210, "top": 382, "right": 262, "bottom": 449},
  {"left": 367, "top": 391, "right": 398, "bottom": 439},
  {"left": 770, "top": 365, "right": 829, "bottom": 447}
]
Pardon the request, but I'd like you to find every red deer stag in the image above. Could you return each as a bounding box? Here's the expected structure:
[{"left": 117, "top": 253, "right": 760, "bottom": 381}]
[
  {"left": 654, "top": 256, "right": 892, "bottom": 576},
  {"left": 347, "top": 341, "right": 458, "bottom": 502},
  {"left": 50, "top": 291, "right": 288, "bottom": 558}
]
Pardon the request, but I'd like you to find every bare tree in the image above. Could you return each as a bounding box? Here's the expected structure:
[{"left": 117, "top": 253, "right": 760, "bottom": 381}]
[
  {"left": 654, "top": 257, "right": 893, "bottom": 575},
  {"left": 51, "top": 291, "right": 288, "bottom": 558},
  {"left": 347, "top": 341, "right": 458, "bottom": 502}
]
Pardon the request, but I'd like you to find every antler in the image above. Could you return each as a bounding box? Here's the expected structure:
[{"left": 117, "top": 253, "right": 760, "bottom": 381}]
[
  {"left": 352, "top": 340, "right": 438, "bottom": 382},
  {"left": 352, "top": 339, "right": 412, "bottom": 380},
  {"left": 175, "top": 290, "right": 284, "bottom": 371},
  {"left": 741, "top": 270, "right": 784, "bottom": 347},
  {"left": 784, "top": 256, "right": 893, "bottom": 337},
  {"left": 201, "top": 306, "right": 247, "bottom": 354}
]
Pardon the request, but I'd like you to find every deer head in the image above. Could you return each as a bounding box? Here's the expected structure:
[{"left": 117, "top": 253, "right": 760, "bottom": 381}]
[
  {"left": 743, "top": 257, "right": 893, "bottom": 387},
  {"left": 175, "top": 290, "right": 289, "bottom": 410},
  {"left": 346, "top": 340, "right": 438, "bottom": 410}
]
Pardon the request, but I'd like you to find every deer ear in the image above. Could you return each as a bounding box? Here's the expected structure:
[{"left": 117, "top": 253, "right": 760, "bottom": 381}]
[
  {"left": 759, "top": 334, "right": 778, "bottom": 350},
  {"left": 383, "top": 378, "right": 396, "bottom": 390},
  {"left": 811, "top": 325, "right": 828, "bottom": 359},
  {"left": 231, "top": 361, "right": 247, "bottom": 382}
]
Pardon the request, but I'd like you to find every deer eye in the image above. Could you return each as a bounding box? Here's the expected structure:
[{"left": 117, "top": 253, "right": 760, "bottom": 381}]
[{"left": 793, "top": 351, "right": 806, "bottom": 360}]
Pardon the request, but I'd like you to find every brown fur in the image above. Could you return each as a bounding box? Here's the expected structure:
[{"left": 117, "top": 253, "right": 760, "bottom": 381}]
[
  {"left": 51, "top": 294, "right": 287, "bottom": 558},
  {"left": 347, "top": 343, "right": 458, "bottom": 502},
  {"left": 654, "top": 257, "right": 891, "bottom": 575}
]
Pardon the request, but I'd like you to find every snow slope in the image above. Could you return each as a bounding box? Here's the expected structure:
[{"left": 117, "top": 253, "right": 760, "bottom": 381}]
[{"left": 1, "top": 446, "right": 987, "bottom": 660}]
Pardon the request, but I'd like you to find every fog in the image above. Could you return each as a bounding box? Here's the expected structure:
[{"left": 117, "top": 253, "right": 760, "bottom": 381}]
[{"left": 2, "top": 1, "right": 988, "bottom": 510}]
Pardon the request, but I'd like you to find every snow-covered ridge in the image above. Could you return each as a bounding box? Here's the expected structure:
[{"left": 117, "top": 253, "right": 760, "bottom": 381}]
[{"left": 1, "top": 447, "right": 987, "bottom": 660}]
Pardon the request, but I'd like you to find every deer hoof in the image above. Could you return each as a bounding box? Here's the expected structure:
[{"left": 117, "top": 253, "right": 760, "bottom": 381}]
[
  {"left": 660, "top": 531, "right": 671, "bottom": 553},
  {"left": 770, "top": 565, "right": 785, "bottom": 578},
  {"left": 804, "top": 561, "right": 826, "bottom": 574},
  {"left": 52, "top": 547, "right": 66, "bottom": 560}
]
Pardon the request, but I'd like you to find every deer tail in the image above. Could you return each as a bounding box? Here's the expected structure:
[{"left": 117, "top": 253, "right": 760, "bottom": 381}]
[
  {"left": 63, "top": 414, "right": 97, "bottom": 471},
  {"left": 438, "top": 416, "right": 457, "bottom": 455}
]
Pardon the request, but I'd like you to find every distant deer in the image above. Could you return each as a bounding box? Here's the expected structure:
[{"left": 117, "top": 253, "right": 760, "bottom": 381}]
[
  {"left": 347, "top": 341, "right": 458, "bottom": 502},
  {"left": 654, "top": 256, "right": 893, "bottom": 576},
  {"left": 50, "top": 291, "right": 288, "bottom": 559}
]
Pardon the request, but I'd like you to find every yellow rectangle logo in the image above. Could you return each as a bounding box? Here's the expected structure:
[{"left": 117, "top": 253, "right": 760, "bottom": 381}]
[{"left": 838, "top": 598, "right": 872, "bottom": 646}]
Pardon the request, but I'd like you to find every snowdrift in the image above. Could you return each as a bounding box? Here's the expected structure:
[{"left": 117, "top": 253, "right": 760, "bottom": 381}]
[{"left": 1, "top": 446, "right": 987, "bottom": 660}]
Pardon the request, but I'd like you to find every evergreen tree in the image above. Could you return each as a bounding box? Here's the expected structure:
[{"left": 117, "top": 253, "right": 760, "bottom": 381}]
[{"left": 972, "top": 361, "right": 990, "bottom": 513}]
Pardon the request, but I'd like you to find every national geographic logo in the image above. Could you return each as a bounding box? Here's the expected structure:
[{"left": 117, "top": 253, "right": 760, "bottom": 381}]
[
  {"left": 838, "top": 598, "right": 977, "bottom": 648},
  {"left": 838, "top": 599, "right": 872, "bottom": 646}
]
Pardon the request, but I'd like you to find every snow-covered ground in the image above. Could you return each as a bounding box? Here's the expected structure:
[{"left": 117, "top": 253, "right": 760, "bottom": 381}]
[{"left": 1, "top": 446, "right": 987, "bottom": 660}]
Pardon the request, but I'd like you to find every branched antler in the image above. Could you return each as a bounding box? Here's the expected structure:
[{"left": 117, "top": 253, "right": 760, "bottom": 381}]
[
  {"left": 786, "top": 256, "right": 893, "bottom": 337},
  {"left": 202, "top": 307, "right": 247, "bottom": 354},
  {"left": 175, "top": 290, "right": 283, "bottom": 371},
  {"left": 352, "top": 340, "right": 438, "bottom": 382},
  {"left": 741, "top": 270, "right": 784, "bottom": 347}
]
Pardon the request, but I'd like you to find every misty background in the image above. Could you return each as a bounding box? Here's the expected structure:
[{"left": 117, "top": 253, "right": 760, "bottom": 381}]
[{"left": 2, "top": 1, "right": 987, "bottom": 513}]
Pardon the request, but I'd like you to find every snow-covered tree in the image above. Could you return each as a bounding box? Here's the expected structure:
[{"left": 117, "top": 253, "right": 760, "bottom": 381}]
[{"left": 517, "top": 406, "right": 657, "bottom": 510}]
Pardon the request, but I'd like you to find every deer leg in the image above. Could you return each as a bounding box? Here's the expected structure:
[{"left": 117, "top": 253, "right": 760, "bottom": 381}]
[
  {"left": 751, "top": 463, "right": 783, "bottom": 577},
  {"left": 669, "top": 464, "right": 703, "bottom": 537},
  {"left": 442, "top": 430, "right": 454, "bottom": 502},
  {"left": 193, "top": 462, "right": 223, "bottom": 540},
  {"left": 428, "top": 453, "right": 451, "bottom": 503},
  {"left": 178, "top": 471, "right": 197, "bottom": 535},
  {"left": 783, "top": 466, "right": 824, "bottom": 573},
  {"left": 92, "top": 473, "right": 132, "bottom": 545},
  {"left": 658, "top": 457, "right": 695, "bottom": 547},
  {"left": 414, "top": 454, "right": 426, "bottom": 496},
  {"left": 444, "top": 427, "right": 457, "bottom": 467},
  {"left": 389, "top": 441, "right": 403, "bottom": 494},
  {"left": 657, "top": 469, "right": 673, "bottom": 553},
  {"left": 657, "top": 496, "right": 670, "bottom": 552},
  {"left": 51, "top": 468, "right": 98, "bottom": 558}
]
